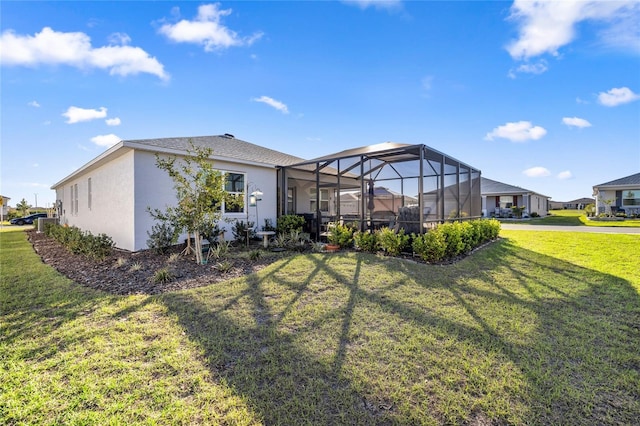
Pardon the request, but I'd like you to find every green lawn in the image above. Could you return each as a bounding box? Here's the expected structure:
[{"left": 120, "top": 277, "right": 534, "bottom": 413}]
[
  {"left": 2, "top": 227, "right": 639, "bottom": 425},
  {"left": 501, "top": 209, "right": 640, "bottom": 227}
]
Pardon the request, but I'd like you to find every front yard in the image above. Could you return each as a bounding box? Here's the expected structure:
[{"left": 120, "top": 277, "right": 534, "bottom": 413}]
[{"left": 1, "top": 227, "right": 639, "bottom": 424}]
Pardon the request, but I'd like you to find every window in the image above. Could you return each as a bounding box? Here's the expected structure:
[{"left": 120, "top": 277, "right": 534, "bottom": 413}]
[
  {"left": 499, "top": 195, "right": 514, "bottom": 209},
  {"left": 224, "top": 173, "right": 245, "bottom": 213},
  {"left": 88, "top": 178, "right": 92, "bottom": 210},
  {"left": 74, "top": 184, "right": 78, "bottom": 214},
  {"left": 310, "top": 188, "right": 329, "bottom": 212},
  {"left": 622, "top": 190, "right": 640, "bottom": 206},
  {"left": 69, "top": 185, "right": 74, "bottom": 214},
  {"left": 287, "top": 188, "right": 296, "bottom": 214}
]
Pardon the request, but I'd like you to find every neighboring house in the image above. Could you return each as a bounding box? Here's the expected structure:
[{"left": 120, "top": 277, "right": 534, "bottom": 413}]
[
  {"left": 549, "top": 197, "right": 594, "bottom": 210},
  {"left": 51, "top": 135, "right": 304, "bottom": 251},
  {"left": 1, "top": 195, "right": 10, "bottom": 220},
  {"left": 340, "top": 187, "right": 418, "bottom": 219},
  {"left": 592, "top": 172, "right": 640, "bottom": 215},
  {"left": 481, "top": 177, "right": 550, "bottom": 217}
]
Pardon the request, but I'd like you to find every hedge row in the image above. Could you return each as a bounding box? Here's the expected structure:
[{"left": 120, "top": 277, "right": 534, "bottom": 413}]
[
  {"left": 354, "top": 219, "right": 500, "bottom": 263},
  {"left": 412, "top": 219, "right": 500, "bottom": 263},
  {"left": 44, "top": 223, "right": 114, "bottom": 261}
]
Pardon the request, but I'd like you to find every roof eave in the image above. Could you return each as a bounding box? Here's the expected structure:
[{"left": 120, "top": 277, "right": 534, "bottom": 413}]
[{"left": 51, "top": 140, "right": 127, "bottom": 189}]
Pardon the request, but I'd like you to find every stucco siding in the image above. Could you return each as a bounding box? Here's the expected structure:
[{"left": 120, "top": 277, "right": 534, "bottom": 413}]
[
  {"left": 131, "top": 151, "right": 279, "bottom": 251},
  {"left": 57, "top": 150, "right": 136, "bottom": 250}
]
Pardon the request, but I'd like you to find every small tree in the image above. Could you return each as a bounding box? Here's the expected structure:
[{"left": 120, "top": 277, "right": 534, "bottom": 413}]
[
  {"left": 149, "top": 141, "right": 229, "bottom": 264},
  {"left": 16, "top": 198, "right": 31, "bottom": 216}
]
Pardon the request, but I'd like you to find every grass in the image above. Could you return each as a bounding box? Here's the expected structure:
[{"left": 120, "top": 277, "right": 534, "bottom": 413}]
[
  {"left": 501, "top": 209, "right": 640, "bottom": 227},
  {"left": 2, "top": 226, "right": 639, "bottom": 424}
]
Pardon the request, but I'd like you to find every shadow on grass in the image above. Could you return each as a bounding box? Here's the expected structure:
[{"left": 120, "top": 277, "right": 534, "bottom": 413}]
[
  {"left": 5, "top": 227, "right": 638, "bottom": 424},
  {"left": 158, "top": 240, "right": 640, "bottom": 424}
]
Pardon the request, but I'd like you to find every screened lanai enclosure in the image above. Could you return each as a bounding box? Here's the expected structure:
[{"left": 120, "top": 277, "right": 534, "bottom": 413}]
[{"left": 276, "top": 142, "right": 482, "bottom": 240}]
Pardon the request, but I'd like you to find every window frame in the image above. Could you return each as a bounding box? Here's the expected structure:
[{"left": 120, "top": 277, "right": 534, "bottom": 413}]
[
  {"left": 310, "top": 187, "right": 329, "bottom": 213},
  {"left": 222, "top": 172, "right": 246, "bottom": 214}
]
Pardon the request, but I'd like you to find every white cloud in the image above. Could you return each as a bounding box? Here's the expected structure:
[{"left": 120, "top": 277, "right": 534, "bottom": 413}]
[
  {"left": 105, "top": 117, "right": 121, "bottom": 126},
  {"left": 523, "top": 166, "right": 551, "bottom": 177},
  {"left": 90, "top": 134, "right": 121, "bottom": 148},
  {"left": 342, "top": 0, "right": 403, "bottom": 11},
  {"left": 557, "top": 170, "right": 573, "bottom": 180},
  {"left": 506, "top": 0, "right": 639, "bottom": 60},
  {"left": 108, "top": 32, "right": 131, "bottom": 45},
  {"left": 0, "top": 27, "right": 168, "bottom": 80},
  {"left": 484, "top": 121, "right": 547, "bottom": 142},
  {"left": 508, "top": 60, "right": 548, "bottom": 78},
  {"left": 158, "top": 4, "right": 263, "bottom": 52},
  {"left": 28, "top": 100, "right": 41, "bottom": 107},
  {"left": 562, "top": 116, "right": 592, "bottom": 128},
  {"left": 598, "top": 87, "right": 640, "bottom": 107},
  {"left": 252, "top": 96, "right": 289, "bottom": 114},
  {"left": 63, "top": 106, "right": 107, "bottom": 124}
]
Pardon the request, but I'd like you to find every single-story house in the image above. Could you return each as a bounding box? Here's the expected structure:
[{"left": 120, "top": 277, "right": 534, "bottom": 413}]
[
  {"left": 549, "top": 197, "right": 595, "bottom": 210},
  {"left": 592, "top": 172, "right": 640, "bottom": 215},
  {"left": 52, "top": 135, "right": 482, "bottom": 251},
  {"left": 1, "top": 195, "right": 10, "bottom": 220},
  {"left": 51, "top": 135, "right": 304, "bottom": 251},
  {"left": 481, "top": 177, "right": 550, "bottom": 217},
  {"left": 339, "top": 187, "right": 418, "bottom": 220}
]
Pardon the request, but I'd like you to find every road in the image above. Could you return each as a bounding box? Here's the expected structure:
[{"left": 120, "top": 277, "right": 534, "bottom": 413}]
[{"left": 500, "top": 223, "right": 640, "bottom": 234}]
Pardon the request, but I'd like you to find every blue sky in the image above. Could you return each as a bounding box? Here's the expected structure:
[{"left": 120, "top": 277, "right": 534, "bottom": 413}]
[{"left": 2, "top": 0, "right": 639, "bottom": 208}]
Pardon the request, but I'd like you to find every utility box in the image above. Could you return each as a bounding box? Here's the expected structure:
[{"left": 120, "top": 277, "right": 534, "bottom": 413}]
[{"left": 37, "top": 217, "right": 59, "bottom": 233}]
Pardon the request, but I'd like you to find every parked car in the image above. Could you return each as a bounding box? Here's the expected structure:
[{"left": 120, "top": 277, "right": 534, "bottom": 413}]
[{"left": 10, "top": 213, "right": 48, "bottom": 225}]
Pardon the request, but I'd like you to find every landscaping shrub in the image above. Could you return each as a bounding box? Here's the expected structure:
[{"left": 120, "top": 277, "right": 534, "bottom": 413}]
[
  {"left": 353, "top": 230, "right": 379, "bottom": 253},
  {"left": 377, "top": 227, "right": 410, "bottom": 256},
  {"left": 412, "top": 219, "right": 500, "bottom": 263},
  {"left": 44, "top": 223, "right": 114, "bottom": 261},
  {"left": 273, "top": 230, "right": 311, "bottom": 251},
  {"left": 232, "top": 220, "right": 255, "bottom": 244},
  {"left": 276, "top": 214, "right": 305, "bottom": 234},
  {"left": 328, "top": 223, "right": 354, "bottom": 248},
  {"left": 262, "top": 218, "right": 276, "bottom": 232},
  {"left": 147, "top": 221, "right": 179, "bottom": 254},
  {"left": 412, "top": 229, "right": 447, "bottom": 263},
  {"left": 151, "top": 268, "right": 174, "bottom": 284},
  {"left": 439, "top": 222, "right": 466, "bottom": 258}
]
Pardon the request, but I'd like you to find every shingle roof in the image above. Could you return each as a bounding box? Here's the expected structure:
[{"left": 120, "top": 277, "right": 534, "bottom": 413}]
[
  {"left": 126, "top": 134, "right": 305, "bottom": 167},
  {"left": 481, "top": 177, "right": 548, "bottom": 198},
  {"left": 594, "top": 172, "right": 640, "bottom": 187}
]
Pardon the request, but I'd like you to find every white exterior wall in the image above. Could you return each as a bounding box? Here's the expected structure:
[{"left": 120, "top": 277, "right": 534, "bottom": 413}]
[
  {"left": 132, "top": 151, "right": 279, "bottom": 251},
  {"left": 56, "top": 151, "right": 136, "bottom": 250},
  {"left": 594, "top": 189, "right": 616, "bottom": 214},
  {"left": 528, "top": 194, "right": 548, "bottom": 216}
]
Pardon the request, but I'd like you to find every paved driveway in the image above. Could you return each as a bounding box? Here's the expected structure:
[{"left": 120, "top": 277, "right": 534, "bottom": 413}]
[{"left": 500, "top": 223, "right": 640, "bottom": 234}]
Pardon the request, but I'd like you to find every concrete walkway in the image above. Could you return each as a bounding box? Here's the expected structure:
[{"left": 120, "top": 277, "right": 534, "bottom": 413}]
[{"left": 500, "top": 223, "right": 640, "bottom": 234}]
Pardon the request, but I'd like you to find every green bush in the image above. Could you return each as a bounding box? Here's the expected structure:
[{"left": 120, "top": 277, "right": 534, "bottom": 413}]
[
  {"left": 412, "top": 219, "right": 500, "bottom": 263},
  {"left": 353, "top": 230, "right": 379, "bottom": 253},
  {"left": 412, "top": 230, "right": 446, "bottom": 263},
  {"left": 439, "top": 222, "right": 465, "bottom": 258},
  {"left": 232, "top": 220, "right": 255, "bottom": 244},
  {"left": 276, "top": 215, "right": 305, "bottom": 234},
  {"left": 328, "top": 223, "right": 354, "bottom": 248},
  {"left": 44, "top": 224, "right": 114, "bottom": 261},
  {"left": 147, "top": 221, "right": 179, "bottom": 254},
  {"left": 377, "top": 227, "right": 410, "bottom": 256}
]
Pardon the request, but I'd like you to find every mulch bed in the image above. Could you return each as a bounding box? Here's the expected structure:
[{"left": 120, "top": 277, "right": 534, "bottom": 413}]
[{"left": 27, "top": 230, "right": 281, "bottom": 295}]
